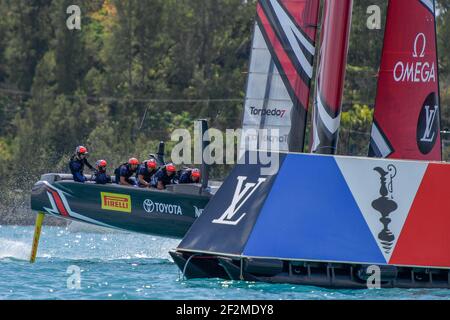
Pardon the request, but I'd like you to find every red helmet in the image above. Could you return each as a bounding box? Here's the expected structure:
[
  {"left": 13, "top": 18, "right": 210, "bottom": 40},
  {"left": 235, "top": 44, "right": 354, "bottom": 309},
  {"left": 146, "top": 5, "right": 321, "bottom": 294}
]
[
  {"left": 166, "top": 163, "right": 176, "bottom": 173},
  {"left": 191, "top": 168, "right": 201, "bottom": 179},
  {"left": 76, "top": 146, "right": 88, "bottom": 155},
  {"left": 128, "top": 157, "right": 139, "bottom": 165},
  {"left": 96, "top": 159, "right": 107, "bottom": 168},
  {"left": 146, "top": 159, "right": 157, "bottom": 169}
]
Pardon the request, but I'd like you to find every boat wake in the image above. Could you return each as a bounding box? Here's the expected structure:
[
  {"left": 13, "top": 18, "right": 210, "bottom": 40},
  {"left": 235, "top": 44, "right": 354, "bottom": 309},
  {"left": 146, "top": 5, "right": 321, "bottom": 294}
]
[
  {"left": 1, "top": 225, "right": 181, "bottom": 262},
  {"left": 0, "top": 238, "right": 31, "bottom": 261}
]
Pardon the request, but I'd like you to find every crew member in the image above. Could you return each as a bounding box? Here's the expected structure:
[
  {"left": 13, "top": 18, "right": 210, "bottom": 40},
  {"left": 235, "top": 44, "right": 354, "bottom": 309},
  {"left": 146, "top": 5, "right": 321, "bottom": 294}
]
[
  {"left": 93, "top": 159, "right": 111, "bottom": 184},
  {"left": 137, "top": 159, "right": 158, "bottom": 188},
  {"left": 69, "top": 146, "right": 94, "bottom": 183},
  {"left": 178, "top": 168, "right": 201, "bottom": 184},
  {"left": 153, "top": 163, "right": 177, "bottom": 190},
  {"left": 114, "top": 158, "right": 139, "bottom": 186}
]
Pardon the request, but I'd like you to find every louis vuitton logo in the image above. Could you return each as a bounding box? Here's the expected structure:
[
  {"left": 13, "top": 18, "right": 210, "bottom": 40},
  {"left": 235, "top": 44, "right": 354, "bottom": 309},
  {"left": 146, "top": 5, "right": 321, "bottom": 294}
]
[{"left": 212, "top": 176, "right": 266, "bottom": 226}]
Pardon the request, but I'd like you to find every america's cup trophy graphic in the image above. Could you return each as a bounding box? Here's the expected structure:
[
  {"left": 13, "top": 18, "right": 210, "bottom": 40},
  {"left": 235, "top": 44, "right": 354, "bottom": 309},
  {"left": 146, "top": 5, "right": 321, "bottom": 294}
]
[{"left": 371, "top": 164, "right": 398, "bottom": 253}]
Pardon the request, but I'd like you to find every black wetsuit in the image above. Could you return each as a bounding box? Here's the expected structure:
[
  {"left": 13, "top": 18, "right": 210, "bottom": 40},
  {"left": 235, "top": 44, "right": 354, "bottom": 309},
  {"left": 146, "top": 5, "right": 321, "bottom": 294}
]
[
  {"left": 114, "top": 163, "right": 137, "bottom": 185},
  {"left": 137, "top": 163, "right": 157, "bottom": 187},
  {"left": 69, "top": 155, "right": 94, "bottom": 183},
  {"left": 152, "top": 167, "right": 175, "bottom": 189}
]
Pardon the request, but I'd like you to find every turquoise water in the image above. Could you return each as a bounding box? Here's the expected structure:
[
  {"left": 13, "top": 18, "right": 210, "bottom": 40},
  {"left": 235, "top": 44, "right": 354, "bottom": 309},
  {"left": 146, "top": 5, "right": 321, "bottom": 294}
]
[{"left": 0, "top": 224, "right": 449, "bottom": 300}]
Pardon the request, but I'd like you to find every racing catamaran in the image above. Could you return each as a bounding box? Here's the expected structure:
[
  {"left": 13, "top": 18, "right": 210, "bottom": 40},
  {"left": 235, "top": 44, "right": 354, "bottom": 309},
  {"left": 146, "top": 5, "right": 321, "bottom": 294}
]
[
  {"left": 29, "top": 0, "right": 324, "bottom": 263},
  {"left": 170, "top": 0, "right": 450, "bottom": 289},
  {"left": 29, "top": 120, "right": 216, "bottom": 262}
]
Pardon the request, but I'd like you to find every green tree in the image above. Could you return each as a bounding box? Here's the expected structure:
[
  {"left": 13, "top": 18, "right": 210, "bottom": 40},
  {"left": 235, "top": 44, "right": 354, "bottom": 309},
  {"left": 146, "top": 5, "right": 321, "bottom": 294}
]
[{"left": 338, "top": 104, "right": 373, "bottom": 156}]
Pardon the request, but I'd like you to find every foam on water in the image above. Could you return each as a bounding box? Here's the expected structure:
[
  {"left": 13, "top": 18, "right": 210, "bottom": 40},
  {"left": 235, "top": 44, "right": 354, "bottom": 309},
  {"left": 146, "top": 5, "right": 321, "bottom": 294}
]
[{"left": 0, "top": 239, "right": 31, "bottom": 260}]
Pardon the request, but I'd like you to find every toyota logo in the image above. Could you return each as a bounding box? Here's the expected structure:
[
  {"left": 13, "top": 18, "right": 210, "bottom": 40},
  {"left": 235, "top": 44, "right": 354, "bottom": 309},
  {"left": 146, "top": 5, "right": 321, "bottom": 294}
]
[{"left": 143, "top": 199, "right": 155, "bottom": 213}]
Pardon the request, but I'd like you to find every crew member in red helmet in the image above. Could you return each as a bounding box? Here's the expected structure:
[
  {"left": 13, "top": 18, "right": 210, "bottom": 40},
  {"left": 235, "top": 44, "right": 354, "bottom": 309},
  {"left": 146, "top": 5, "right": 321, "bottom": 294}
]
[
  {"left": 69, "top": 146, "right": 95, "bottom": 183},
  {"left": 152, "top": 163, "right": 177, "bottom": 190},
  {"left": 178, "top": 168, "right": 201, "bottom": 184},
  {"left": 114, "top": 157, "right": 139, "bottom": 186},
  {"left": 137, "top": 159, "right": 158, "bottom": 188},
  {"left": 93, "top": 160, "right": 111, "bottom": 184}
]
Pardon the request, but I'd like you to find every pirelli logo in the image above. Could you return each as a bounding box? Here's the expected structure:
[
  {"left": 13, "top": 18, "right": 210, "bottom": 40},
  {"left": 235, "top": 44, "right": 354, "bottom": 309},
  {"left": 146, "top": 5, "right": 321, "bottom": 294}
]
[{"left": 101, "top": 192, "right": 131, "bottom": 213}]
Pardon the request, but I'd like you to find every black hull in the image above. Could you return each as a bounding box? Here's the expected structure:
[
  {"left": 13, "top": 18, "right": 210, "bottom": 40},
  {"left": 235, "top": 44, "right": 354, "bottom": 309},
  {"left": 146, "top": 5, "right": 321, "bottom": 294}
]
[
  {"left": 170, "top": 251, "right": 450, "bottom": 289},
  {"left": 31, "top": 173, "right": 213, "bottom": 238}
]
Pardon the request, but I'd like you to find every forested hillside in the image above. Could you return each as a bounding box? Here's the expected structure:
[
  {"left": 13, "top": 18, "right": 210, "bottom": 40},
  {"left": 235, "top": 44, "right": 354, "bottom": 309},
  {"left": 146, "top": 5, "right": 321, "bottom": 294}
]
[{"left": 0, "top": 0, "right": 450, "bottom": 224}]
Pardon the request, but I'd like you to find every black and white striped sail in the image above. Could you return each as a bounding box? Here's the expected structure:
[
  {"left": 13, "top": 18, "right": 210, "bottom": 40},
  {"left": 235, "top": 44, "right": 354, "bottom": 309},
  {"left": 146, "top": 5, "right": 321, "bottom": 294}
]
[{"left": 239, "top": 0, "right": 320, "bottom": 153}]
